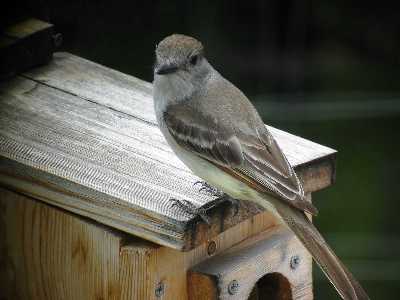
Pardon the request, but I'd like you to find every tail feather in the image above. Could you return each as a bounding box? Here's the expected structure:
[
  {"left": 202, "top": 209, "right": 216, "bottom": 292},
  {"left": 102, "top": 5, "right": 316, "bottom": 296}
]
[{"left": 273, "top": 201, "right": 369, "bottom": 300}]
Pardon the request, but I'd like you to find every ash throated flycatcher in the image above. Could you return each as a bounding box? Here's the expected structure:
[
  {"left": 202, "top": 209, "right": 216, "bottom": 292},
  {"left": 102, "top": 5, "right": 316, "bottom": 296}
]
[{"left": 153, "top": 34, "right": 369, "bottom": 300}]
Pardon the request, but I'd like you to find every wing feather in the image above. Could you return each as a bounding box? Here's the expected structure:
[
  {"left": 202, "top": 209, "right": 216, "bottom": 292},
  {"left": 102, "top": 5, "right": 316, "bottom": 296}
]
[{"left": 164, "top": 103, "right": 318, "bottom": 216}]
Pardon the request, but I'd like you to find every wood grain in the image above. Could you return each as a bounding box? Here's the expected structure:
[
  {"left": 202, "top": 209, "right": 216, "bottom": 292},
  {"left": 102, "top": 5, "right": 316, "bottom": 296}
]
[
  {"left": 188, "top": 225, "right": 313, "bottom": 300},
  {"left": 1, "top": 186, "right": 306, "bottom": 300},
  {"left": 23, "top": 52, "right": 336, "bottom": 169},
  {"left": 117, "top": 199, "right": 286, "bottom": 299},
  {"left": 0, "top": 52, "right": 336, "bottom": 250},
  {"left": 0, "top": 187, "right": 123, "bottom": 300}
]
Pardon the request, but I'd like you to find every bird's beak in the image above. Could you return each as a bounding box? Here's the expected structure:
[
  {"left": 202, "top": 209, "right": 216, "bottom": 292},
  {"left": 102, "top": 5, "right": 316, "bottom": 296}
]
[{"left": 155, "top": 64, "right": 178, "bottom": 75}]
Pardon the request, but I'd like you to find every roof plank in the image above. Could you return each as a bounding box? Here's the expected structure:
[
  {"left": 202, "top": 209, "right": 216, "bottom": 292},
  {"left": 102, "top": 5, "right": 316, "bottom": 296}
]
[{"left": 0, "top": 53, "right": 336, "bottom": 250}]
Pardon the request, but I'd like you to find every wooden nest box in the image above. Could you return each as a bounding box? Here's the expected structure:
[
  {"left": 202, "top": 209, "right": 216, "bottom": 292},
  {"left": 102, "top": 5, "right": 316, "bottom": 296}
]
[{"left": 0, "top": 53, "right": 336, "bottom": 299}]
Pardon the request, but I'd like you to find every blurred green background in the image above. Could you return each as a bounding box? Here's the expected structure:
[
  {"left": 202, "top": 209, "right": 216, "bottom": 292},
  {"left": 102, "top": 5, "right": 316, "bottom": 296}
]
[{"left": 5, "top": 1, "right": 400, "bottom": 298}]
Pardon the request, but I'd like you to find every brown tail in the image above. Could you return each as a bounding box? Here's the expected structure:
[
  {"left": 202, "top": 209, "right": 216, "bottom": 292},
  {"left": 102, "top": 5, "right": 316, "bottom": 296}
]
[{"left": 273, "top": 201, "right": 369, "bottom": 300}]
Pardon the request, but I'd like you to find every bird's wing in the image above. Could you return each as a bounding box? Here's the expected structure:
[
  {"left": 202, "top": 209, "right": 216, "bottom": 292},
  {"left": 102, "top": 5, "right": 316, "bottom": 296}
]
[{"left": 164, "top": 103, "right": 318, "bottom": 215}]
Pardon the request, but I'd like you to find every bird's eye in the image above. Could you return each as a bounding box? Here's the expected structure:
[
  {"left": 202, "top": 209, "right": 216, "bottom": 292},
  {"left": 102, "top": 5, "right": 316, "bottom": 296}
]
[{"left": 190, "top": 55, "right": 198, "bottom": 65}]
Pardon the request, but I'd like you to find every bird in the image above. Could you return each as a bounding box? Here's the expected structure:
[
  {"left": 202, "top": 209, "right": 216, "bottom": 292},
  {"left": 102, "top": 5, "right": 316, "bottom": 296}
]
[{"left": 153, "top": 33, "right": 369, "bottom": 300}]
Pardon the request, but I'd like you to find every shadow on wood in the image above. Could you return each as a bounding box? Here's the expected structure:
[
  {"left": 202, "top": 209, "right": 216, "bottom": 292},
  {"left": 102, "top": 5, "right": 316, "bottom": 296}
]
[
  {"left": 248, "top": 273, "right": 293, "bottom": 300},
  {"left": 188, "top": 225, "right": 312, "bottom": 300}
]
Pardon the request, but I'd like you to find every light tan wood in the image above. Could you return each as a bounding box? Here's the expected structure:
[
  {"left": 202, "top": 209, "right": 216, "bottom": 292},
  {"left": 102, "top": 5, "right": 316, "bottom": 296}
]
[
  {"left": 118, "top": 207, "right": 282, "bottom": 299},
  {"left": 0, "top": 186, "right": 310, "bottom": 300},
  {"left": 117, "top": 195, "right": 311, "bottom": 299},
  {"left": 0, "top": 52, "right": 336, "bottom": 250},
  {"left": 119, "top": 240, "right": 159, "bottom": 300},
  {"left": 0, "top": 187, "right": 123, "bottom": 300},
  {"left": 188, "top": 273, "right": 218, "bottom": 299},
  {"left": 188, "top": 225, "right": 313, "bottom": 300}
]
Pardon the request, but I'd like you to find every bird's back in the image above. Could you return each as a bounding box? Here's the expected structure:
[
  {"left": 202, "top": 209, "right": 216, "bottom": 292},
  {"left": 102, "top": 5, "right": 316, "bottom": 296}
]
[{"left": 196, "top": 69, "right": 265, "bottom": 135}]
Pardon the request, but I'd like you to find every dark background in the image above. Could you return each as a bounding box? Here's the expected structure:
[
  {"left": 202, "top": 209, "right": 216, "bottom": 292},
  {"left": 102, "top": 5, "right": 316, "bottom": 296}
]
[{"left": 5, "top": 1, "right": 400, "bottom": 298}]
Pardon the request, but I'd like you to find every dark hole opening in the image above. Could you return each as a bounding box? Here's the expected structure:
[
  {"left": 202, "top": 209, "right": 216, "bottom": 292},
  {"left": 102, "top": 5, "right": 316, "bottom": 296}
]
[{"left": 248, "top": 272, "right": 293, "bottom": 300}]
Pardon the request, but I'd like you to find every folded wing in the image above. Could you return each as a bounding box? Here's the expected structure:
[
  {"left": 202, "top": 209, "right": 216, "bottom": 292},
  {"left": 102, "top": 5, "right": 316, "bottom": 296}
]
[{"left": 164, "top": 103, "right": 318, "bottom": 215}]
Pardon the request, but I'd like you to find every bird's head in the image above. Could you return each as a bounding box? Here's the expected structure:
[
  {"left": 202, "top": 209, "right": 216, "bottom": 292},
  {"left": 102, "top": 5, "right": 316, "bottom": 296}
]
[{"left": 153, "top": 34, "right": 212, "bottom": 102}]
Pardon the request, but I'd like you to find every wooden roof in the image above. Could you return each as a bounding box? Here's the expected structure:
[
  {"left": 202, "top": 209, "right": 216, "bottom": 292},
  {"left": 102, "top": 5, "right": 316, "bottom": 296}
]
[{"left": 0, "top": 53, "right": 336, "bottom": 250}]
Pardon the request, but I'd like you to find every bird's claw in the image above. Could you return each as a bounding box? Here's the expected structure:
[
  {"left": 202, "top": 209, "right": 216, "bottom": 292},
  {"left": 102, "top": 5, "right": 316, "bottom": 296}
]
[
  {"left": 169, "top": 198, "right": 211, "bottom": 224},
  {"left": 194, "top": 181, "right": 224, "bottom": 197},
  {"left": 170, "top": 182, "right": 240, "bottom": 225},
  {"left": 194, "top": 181, "right": 241, "bottom": 217},
  {"left": 204, "top": 194, "right": 240, "bottom": 217}
]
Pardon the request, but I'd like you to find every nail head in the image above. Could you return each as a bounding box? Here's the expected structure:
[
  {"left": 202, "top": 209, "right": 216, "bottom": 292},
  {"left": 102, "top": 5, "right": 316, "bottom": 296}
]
[
  {"left": 207, "top": 241, "right": 217, "bottom": 255},
  {"left": 228, "top": 280, "right": 239, "bottom": 295},
  {"left": 290, "top": 255, "right": 301, "bottom": 270},
  {"left": 155, "top": 281, "right": 165, "bottom": 297}
]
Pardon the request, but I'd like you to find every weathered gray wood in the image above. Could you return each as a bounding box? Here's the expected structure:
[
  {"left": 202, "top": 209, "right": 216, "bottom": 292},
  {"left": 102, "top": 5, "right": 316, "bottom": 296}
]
[
  {"left": 188, "top": 225, "right": 312, "bottom": 300},
  {"left": 22, "top": 53, "right": 335, "bottom": 169},
  {"left": 0, "top": 52, "right": 336, "bottom": 250},
  {"left": 23, "top": 52, "right": 155, "bottom": 124}
]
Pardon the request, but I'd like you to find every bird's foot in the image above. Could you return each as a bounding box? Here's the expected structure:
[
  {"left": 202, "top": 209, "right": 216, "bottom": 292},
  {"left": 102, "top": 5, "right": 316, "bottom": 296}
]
[
  {"left": 169, "top": 198, "right": 211, "bottom": 224},
  {"left": 194, "top": 181, "right": 224, "bottom": 197},
  {"left": 205, "top": 194, "right": 241, "bottom": 216},
  {"left": 169, "top": 182, "right": 240, "bottom": 225},
  {"left": 194, "top": 181, "right": 240, "bottom": 216}
]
